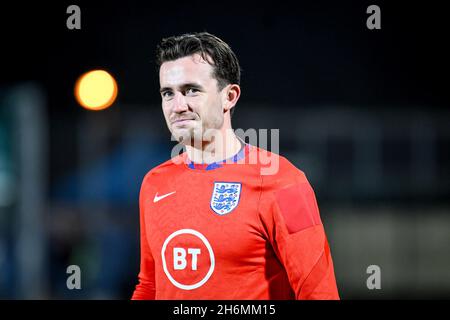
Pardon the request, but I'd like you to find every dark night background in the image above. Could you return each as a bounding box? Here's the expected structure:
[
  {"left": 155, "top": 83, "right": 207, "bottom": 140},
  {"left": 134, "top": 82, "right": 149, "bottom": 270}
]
[{"left": 0, "top": 0, "right": 449, "bottom": 299}]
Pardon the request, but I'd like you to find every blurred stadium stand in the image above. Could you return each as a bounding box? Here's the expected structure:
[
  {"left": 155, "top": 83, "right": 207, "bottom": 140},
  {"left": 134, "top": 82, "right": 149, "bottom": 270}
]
[{"left": 1, "top": 86, "right": 449, "bottom": 298}]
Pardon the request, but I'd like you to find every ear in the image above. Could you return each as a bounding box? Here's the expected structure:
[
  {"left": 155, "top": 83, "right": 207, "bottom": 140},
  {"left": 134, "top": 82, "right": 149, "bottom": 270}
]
[{"left": 222, "top": 84, "right": 241, "bottom": 113}]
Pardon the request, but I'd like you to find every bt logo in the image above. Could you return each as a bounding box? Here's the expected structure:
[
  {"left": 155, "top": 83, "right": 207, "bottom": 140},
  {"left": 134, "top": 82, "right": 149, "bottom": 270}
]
[
  {"left": 161, "top": 229, "right": 215, "bottom": 290},
  {"left": 173, "top": 247, "right": 201, "bottom": 270}
]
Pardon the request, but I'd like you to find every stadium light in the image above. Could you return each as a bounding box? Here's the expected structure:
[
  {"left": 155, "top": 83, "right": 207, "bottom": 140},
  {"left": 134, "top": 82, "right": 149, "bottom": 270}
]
[{"left": 75, "top": 69, "right": 118, "bottom": 111}]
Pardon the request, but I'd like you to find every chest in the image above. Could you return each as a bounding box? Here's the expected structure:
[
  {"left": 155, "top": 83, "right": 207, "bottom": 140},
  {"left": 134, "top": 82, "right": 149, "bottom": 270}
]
[{"left": 143, "top": 174, "right": 266, "bottom": 265}]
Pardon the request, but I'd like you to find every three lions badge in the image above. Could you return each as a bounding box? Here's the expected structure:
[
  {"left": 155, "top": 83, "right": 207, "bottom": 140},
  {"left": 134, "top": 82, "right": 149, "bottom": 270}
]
[{"left": 210, "top": 182, "right": 241, "bottom": 215}]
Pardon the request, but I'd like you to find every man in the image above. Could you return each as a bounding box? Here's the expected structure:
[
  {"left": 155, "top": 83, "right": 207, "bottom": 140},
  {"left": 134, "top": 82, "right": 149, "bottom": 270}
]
[{"left": 132, "top": 32, "right": 339, "bottom": 299}]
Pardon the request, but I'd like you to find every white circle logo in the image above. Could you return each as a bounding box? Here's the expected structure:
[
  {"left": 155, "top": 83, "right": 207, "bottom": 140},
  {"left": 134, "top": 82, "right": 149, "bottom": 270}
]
[{"left": 161, "top": 229, "right": 215, "bottom": 290}]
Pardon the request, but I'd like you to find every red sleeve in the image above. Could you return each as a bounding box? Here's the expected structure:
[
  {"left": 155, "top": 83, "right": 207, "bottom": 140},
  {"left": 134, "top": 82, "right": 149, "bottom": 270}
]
[
  {"left": 258, "top": 176, "right": 340, "bottom": 300},
  {"left": 131, "top": 176, "right": 156, "bottom": 300}
]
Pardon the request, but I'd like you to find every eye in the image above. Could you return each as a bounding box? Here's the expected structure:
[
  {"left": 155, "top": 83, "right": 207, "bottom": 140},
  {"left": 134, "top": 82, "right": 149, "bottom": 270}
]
[
  {"left": 186, "top": 88, "right": 199, "bottom": 95},
  {"left": 162, "top": 91, "right": 173, "bottom": 99}
]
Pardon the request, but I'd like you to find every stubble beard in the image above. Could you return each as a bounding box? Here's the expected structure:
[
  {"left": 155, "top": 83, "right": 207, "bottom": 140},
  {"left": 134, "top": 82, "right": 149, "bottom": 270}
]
[{"left": 173, "top": 123, "right": 204, "bottom": 148}]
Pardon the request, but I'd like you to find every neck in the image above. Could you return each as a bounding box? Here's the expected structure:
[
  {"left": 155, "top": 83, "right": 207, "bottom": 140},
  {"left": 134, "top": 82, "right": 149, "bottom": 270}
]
[{"left": 185, "top": 127, "right": 243, "bottom": 164}]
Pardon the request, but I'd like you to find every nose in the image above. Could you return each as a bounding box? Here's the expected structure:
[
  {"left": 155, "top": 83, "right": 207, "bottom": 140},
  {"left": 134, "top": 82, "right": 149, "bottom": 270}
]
[{"left": 172, "top": 91, "right": 189, "bottom": 113}]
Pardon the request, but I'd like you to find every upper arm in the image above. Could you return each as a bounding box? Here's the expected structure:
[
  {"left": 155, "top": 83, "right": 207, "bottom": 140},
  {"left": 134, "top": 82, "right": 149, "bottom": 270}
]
[{"left": 258, "top": 173, "right": 339, "bottom": 300}]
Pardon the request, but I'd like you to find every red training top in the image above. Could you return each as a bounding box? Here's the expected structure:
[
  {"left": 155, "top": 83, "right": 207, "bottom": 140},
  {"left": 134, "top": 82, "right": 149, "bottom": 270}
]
[{"left": 132, "top": 144, "right": 339, "bottom": 300}]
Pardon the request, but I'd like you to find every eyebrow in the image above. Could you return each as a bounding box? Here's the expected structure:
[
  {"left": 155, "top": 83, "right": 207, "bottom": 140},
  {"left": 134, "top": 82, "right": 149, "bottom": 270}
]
[{"left": 159, "top": 82, "right": 204, "bottom": 93}]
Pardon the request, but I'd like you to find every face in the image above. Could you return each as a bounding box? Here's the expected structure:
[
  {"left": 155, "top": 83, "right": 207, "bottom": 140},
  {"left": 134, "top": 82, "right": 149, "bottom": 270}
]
[{"left": 159, "top": 53, "right": 226, "bottom": 145}]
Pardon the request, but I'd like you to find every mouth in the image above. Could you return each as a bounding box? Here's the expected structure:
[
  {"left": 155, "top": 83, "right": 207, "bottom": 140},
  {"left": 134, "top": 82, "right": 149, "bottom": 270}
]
[{"left": 171, "top": 118, "right": 195, "bottom": 125}]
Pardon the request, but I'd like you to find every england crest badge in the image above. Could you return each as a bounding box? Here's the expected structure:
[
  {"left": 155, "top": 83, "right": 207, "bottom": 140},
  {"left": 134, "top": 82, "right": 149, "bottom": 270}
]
[{"left": 210, "top": 182, "right": 242, "bottom": 215}]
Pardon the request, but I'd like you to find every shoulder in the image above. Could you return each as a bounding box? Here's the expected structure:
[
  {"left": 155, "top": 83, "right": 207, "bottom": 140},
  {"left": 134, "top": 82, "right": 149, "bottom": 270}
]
[
  {"left": 140, "top": 152, "right": 186, "bottom": 186},
  {"left": 255, "top": 147, "right": 323, "bottom": 233},
  {"left": 251, "top": 146, "right": 309, "bottom": 188}
]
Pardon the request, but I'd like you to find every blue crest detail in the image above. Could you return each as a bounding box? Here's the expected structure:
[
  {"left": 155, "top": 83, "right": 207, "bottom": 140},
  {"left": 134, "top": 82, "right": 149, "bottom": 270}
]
[{"left": 210, "top": 182, "right": 242, "bottom": 215}]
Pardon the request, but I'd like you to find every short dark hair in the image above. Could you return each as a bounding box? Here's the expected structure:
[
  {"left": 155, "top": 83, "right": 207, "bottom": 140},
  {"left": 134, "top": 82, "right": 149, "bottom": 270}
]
[{"left": 156, "top": 32, "right": 241, "bottom": 117}]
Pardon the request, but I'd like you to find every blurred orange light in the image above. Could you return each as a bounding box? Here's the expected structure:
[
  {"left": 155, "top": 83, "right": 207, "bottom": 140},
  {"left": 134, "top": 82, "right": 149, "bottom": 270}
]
[{"left": 75, "top": 70, "right": 118, "bottom": 111}]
